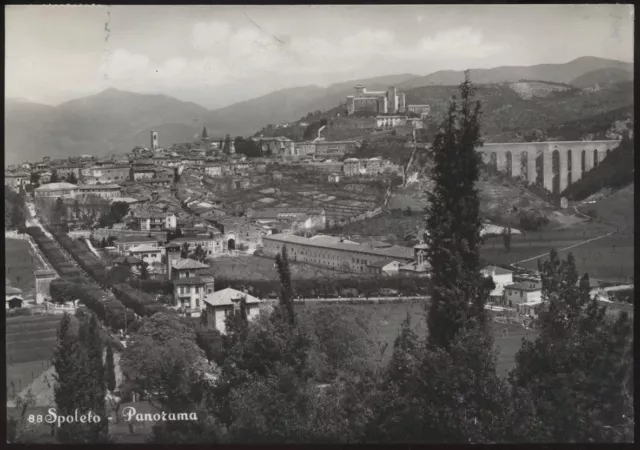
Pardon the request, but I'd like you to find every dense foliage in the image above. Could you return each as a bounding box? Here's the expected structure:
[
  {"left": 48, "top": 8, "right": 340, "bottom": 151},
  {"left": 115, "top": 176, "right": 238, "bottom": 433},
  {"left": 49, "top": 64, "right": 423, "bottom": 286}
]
[{"left": 562, "top": 136, "right": 634, "bottom": 200}]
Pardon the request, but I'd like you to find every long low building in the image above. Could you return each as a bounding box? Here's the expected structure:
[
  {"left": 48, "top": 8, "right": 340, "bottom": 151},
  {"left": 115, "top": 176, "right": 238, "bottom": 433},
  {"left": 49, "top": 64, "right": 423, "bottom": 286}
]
[{"left": 262, "top": 233, "right": 414, "bottom": 273}]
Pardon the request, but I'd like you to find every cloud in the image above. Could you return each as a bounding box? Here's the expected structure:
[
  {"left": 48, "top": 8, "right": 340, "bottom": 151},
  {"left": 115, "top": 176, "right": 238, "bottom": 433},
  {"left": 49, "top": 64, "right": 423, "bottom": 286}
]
[
  {"left": 8, "top": 22, "right": 509, "bottom": 103},
  {"left": 416, "top": 27, "right": 507, "bottom": 59},
  {"left": 191, "top": 21, "right": 231, "bottom": 50}
]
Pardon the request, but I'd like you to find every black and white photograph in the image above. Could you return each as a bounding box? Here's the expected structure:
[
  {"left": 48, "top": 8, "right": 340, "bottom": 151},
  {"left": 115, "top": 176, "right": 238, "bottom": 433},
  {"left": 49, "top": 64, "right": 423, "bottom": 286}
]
[{"left": 5, "top": 4, "right": 634, "bottom": 444}]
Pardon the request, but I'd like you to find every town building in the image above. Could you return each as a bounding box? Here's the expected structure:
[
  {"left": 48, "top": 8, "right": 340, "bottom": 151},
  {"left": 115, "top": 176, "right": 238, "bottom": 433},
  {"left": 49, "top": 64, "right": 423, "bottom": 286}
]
[
  {"left": 398, "top": 244, "right": 431, "bottom": 277},
  {"left": 55, "top": 164, "right": 82, "bottom": 180},
  {"left": 76, "top": 184, "right": 122, "bottom": 199},
  {"left": 80, "top": 163, "right": 131, "bottom": 184},
  {"left": 407, "top": 104, "right": 431, "bottom": 117},
  {"left": 251, "top": 136, "right": 295, "bottom": 157},
  {"left": 169, "top": 235, "right": 224, "bottom": 257},
  {"left": 481, "top": 265, "right": 514, "bottom": 302},
  {"left": 4, "top": 172, "right": 30, "bottom": 188},
  {"left": 346, "top": 85, "right": 406, "bottom": 115},
  {"left": 127, "top": 244, "right": 163, "bottom": 266},
  {"left": 135, "top": 212, "right": 177, "bottom": 231},
  {"left": 314, "top": 140, "right": 358, "bottom": 158},
  {"left": 172, "top": 275, "right": 214, "bottom": 318},
  {"left": 39, "top": 172, "right": 53, "bottom": 184},
  {"left": 34, "top": 182, "right": 78, "bottom": 198},
  {"left": 368, "top": 259, "right": 402, "bottom": 276},
  {"left": 170, "top": 258, "right": 210, "bottom": 279},
  {"left": 342, "top": 157, "right": 382, "bottom": 176},
  {"left": 246, "top": 208, "right": 326, "bottom": 230},
  {"left": 132, "top": 168, "right": 157, "bottom": 181},
  {"left": 328, "top": 173, "right": 340, "bottom": 183},
  {"left": 504, "top": 280, "right": 543, "bottom": 308},
  {"left": 262, "top": 233, "right": 415, "bottom": 273},
  {"left": 6, "top": 286, "right": 24, "bottom": 309},
  {"left": 376, "top": 115, "right": 408, "bottom": 129},
  {"left": 306, "top": 161, "right": 344, "bottom": 173},
  {"left": 113, "top": 235, "right": 161, "bottom": 254},
  {"left": 203, "top": 288, "right": 262, "bottom": 334},
  {"left": 293, "top": 142, "right": 317, "bottom": 158}
]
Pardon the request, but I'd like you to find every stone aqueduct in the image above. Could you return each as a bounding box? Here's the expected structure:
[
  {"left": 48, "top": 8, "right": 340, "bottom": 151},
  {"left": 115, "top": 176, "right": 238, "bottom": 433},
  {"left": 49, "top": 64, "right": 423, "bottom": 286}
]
[{"left": 479, "top": 140, "right": 620, "bottom": 194}]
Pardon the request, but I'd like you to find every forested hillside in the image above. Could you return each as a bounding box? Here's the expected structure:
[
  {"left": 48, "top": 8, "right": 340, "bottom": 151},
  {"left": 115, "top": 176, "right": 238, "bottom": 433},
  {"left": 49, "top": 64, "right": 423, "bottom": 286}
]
[{"left": 562, "top": 136, "right": 634, "bottom": 201}]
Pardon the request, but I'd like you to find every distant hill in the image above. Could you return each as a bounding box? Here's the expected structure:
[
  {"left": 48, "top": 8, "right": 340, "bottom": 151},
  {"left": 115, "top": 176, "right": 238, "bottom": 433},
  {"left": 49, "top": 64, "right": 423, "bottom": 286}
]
[
  {"left": 4, "top": 88, "right": 209, "bottom": 164},
  {"left": 570, "top": 67, "right": 634, "bottom": 88},
  {"left": 5, "top": 57, "right": 633, "bottom": 164},
  {"left": 398, "top": 56, "right": 633, "bottom": 89},
  {"left": 205, "top": 74, "right": 419, "bottom": 137}
]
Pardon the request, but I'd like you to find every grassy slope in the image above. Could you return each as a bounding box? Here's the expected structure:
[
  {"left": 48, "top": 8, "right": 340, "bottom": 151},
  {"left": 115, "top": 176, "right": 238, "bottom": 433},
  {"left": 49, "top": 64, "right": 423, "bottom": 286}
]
[{"left": 5, "top": 239, "right": 37, "bottom": 295}]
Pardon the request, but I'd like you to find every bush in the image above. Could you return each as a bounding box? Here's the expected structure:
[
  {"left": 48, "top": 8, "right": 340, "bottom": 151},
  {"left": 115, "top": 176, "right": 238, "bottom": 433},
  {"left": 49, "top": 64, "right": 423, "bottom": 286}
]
[
  {"left": 584, "top": 209, "right": 598, "bottom": 219},
  {"left": 518, "top": 211, "right": 550, "bottom": 232}
]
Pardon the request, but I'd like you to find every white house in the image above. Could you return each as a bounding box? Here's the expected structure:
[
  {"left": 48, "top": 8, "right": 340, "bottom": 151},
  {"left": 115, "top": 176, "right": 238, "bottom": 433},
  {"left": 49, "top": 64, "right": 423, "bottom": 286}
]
[
  {"left": 481, "top": 265, "right": 514, "bottom": 301},
  {"left": 504, "top": 280, "right": 542, "bottom": 308},
  {"left": 203, "top": 288, "right": 262, "bottom": 334},
  {"left": 368, "top": 259, "right": 402, "bottom": 276},
  {"left": 127, "top": 244, "right": 163, "bottom": 265},
  {"left": 172, "top": 275, "right": 215, "bottom": 318}
]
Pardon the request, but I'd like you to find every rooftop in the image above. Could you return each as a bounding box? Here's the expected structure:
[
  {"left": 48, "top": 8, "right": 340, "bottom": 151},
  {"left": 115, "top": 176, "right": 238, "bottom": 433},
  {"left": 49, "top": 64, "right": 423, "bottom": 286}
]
[
  {"left": 128, "top": 244, "right": 162, "bottom": 253},
  {"left": 6, "top": 286, "right": 23, "bottom": 295},
  {"left": 34, "top": 182, "right": 77, "bottom": 191},
  {"left": 481, "top": 265, "right": 513, "bottom": 276},
  {"left": 172, "top": 259, "right": 210, "bottom": 270},
  {"left": 507, "top": 281, "right": 543, "bottom": 292},
  {"left": 170, "top": 235, "right": 214, "bottom": 243},
  {"left": 368, "top": 258, "right": 400, "bottom": 268},
  {"left": 114, "top": 235, "right": 160, "bottom": 244},
  {"left": 265, "top": 233, "right": 414, "bottom": 260},
  {"left": 204, "top": 287, "right": 261, "bottom": 307},
  {"left": 78, "top": 184, "right": 121, "bottom": 190}
]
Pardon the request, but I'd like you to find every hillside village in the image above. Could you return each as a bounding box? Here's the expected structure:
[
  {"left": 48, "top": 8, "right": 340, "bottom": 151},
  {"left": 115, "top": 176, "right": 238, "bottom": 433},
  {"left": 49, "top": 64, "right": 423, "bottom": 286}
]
[{"left": 4, "top": 6, "right": 635, "bottom": 443}]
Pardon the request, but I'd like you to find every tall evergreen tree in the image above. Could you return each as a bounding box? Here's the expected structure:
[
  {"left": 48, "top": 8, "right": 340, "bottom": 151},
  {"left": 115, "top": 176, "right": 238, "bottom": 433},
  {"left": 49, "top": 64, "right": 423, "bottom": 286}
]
[
  {"left": 105, "top": 341, "right": 117, "bottom": 393},
  {"left": 424, "top": 71, "right": 488, "bottom": 348},
  {"left": 202, "top": 126, "right": 209, "bottom": 139},
  {"left": 52, "top": 313, "right": 84, "bottom": 442},
  {"left": 140, "top": 262, "right": 150, "bottom": 280},
  {"left": 50, "top": 170, "right": 59, "bottom": 183},
  {"left": 68, "top": 172, "right": 78, "bottom": 184},
  {"left": 275, "top": 246, "right": 295, "bottom": 326},
  {"left": 76, "top": 313, "right": 108, "bottom": 442}
]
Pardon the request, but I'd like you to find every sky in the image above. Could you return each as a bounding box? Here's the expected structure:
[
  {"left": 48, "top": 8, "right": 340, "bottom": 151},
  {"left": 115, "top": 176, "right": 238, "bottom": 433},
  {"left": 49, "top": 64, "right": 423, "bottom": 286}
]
[{"left": 5, "top": 4, "right": 634, "bottom": 110}]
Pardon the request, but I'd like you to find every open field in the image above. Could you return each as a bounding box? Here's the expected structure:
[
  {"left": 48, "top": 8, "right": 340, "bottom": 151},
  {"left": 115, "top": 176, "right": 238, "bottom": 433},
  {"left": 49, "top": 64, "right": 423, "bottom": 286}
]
[
  {"left": 299, "top": 302, "right": 537, "bottom": 376},
  {"left": 206, "top": 254, "right": 361, "bottom": 281},
  {"left": 5, "top": 238, "right": 37, "bottom": 294},
  {"left": 481, "top": 188, "right": 634, "bottom": 283},
  {"left": 6, "top": 315, "right": 62, "bottom": 399}
]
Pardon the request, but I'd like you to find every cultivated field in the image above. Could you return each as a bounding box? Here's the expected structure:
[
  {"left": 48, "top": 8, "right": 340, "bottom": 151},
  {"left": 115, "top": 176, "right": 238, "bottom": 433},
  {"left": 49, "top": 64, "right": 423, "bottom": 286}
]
[
  {"left": 481, "top": 187, "right": 635, "bottom": 283},
  {"left": 6, "top": 315, "right": 62, "bottom": 399},
  {"left": 299, "top": 302, "right": 537, "bottom": 376},
  {"left": 206, "top": 254, "right": 360, "bottom": 281},
  {"left": 5, "top": 238, "right": 37, "bottom": 294}
]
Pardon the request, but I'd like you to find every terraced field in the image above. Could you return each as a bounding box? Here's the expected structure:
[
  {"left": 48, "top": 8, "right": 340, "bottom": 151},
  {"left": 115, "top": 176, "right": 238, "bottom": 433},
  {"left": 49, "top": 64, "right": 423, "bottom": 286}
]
[
  {"left": 5, "top": 238, "right": 37, "bottom": 295},
  {"left": 6, "top": 314, "right": 62, "bottom": 399}
]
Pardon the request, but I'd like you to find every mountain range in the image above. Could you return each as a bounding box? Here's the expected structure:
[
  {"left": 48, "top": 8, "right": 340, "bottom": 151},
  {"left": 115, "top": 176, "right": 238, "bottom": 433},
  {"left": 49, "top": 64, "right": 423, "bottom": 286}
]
[{"left": 4, "top": 56, "right": 633, "bottom": 165}]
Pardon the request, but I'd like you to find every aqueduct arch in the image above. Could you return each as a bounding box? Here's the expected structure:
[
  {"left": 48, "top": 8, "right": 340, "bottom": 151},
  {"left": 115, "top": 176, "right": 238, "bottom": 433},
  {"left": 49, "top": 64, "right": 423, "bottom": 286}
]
[{"left": 480, "top": 140, "right": 617, "bottom": 194}]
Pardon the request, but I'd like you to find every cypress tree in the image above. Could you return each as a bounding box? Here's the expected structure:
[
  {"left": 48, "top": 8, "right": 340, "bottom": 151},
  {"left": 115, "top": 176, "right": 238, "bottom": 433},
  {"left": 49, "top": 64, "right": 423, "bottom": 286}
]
[
  {"left": 275, "top": 246, "right": 295, "bottom": 326},
  {"left": 424, "top": 71, "right": 489, "bottom": 349},
  {"left": 105, "top": 341, "right": 116, "bottom": 393},
  {"left": 76, "top": 313, "right": 108, "bottom": 442},
  {"left": 52, "top": 313, "right": 84, "bottom": 442}
]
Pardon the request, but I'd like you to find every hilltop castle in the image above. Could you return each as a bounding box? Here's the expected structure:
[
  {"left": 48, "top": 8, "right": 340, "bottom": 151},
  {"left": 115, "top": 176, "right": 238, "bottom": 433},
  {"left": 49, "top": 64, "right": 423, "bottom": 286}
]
[{"left": 346, "top": 85, "right": 406, "bottom": 115}]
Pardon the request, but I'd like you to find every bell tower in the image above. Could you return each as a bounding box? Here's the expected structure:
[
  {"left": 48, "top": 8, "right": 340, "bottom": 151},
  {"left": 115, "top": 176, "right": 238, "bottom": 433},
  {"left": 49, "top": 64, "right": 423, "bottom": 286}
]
[
  {"left": 151, "top": 130, "right": 159, "bottom": 150},
  {"left": 165, "top": 242, "right": 182, "bottom": 279}
]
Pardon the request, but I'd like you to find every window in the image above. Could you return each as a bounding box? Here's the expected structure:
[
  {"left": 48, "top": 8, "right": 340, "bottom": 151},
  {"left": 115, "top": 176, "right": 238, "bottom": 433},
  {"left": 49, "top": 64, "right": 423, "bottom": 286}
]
[{"left": 195, "top": 299, "right": 200, "bottom": 308}]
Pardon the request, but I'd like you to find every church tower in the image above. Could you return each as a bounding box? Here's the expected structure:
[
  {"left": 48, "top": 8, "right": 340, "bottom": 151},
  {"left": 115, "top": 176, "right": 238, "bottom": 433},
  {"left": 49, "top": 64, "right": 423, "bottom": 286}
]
[{"left": 151, "top": 130, "right": 159, "bottom": 150}]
